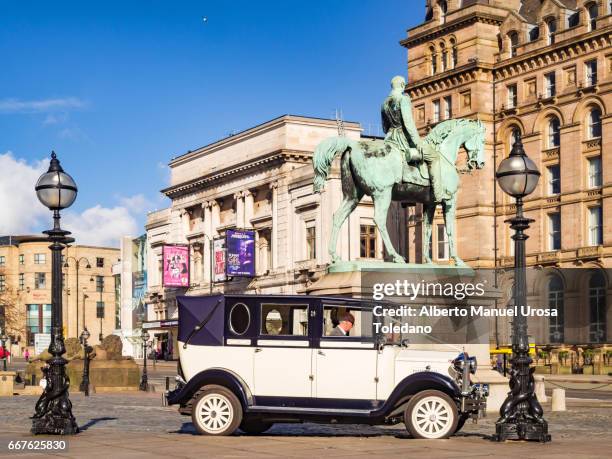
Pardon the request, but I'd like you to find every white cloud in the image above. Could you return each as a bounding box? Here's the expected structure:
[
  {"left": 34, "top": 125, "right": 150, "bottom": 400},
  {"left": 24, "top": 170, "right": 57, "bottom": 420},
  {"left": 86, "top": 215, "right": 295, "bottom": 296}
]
[
  {"left": 0, "top": 97, "right": 85, "bottom": 114},
  {"left": 63, "top": 205, "right": 139, "bottom": 248},
  {"left": 117, "top": 194, "right": 153, "bottom": 213},
  {"left": 43, "top": 113, "right": 68, "bottom": 125},
  {"left": 0, "top": 152, "right": 49, "bottom": 234},
  {"left": 0, "top": 152, "right": 147, "bottom": 247}
]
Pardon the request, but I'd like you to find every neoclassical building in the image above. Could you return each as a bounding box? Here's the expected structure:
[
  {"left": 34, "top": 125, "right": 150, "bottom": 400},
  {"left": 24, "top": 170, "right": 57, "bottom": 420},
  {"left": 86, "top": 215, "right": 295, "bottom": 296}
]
[
  {"left": 144, "top": 116, "right": 397, "bottom": 357},
  {"left": 404, "top": 0, "right": 610, "bottom": 346}
]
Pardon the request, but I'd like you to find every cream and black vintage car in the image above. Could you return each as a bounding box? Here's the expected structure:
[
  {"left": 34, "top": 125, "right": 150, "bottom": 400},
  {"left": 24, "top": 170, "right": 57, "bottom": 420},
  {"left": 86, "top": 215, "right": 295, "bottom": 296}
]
[{"left": 165, "top": 294, "right": 487, "bottom": 439}]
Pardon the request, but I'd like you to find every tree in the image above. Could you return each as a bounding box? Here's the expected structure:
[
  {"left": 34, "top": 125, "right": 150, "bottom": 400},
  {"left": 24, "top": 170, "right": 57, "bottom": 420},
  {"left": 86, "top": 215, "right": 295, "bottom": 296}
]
[{"left": 0, "top": 288, "right": 26, "bottom": 345}]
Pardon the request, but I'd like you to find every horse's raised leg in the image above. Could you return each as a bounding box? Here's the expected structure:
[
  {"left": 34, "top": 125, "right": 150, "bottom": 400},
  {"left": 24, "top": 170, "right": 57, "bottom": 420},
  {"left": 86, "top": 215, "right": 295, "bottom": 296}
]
[
  {"left": 442, "top": 195, "right": 466, "bottom": 266},
  {"left": 423, "top": 203, "right": 436, "bottom": 264},
  {"left": 329, "top": 193, "right": 362, "bottom": 263},
  {"left": 373, "top": 189, "right": 405, "bottom": 263}
]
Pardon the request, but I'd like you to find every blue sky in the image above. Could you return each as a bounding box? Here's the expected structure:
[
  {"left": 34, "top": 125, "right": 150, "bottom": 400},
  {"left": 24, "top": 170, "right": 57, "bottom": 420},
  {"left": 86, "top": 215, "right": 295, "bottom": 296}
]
[{"left": 0, "top": 0, "right": 422, "bottom": 245}]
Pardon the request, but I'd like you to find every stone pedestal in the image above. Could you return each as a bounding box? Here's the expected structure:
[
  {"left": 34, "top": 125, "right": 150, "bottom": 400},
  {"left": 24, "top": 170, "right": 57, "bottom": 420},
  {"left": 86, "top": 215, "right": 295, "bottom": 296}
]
[
  {"left": 306, "top": 264, "right": 508, "bottom": 412},
  {"left": 0, "top": 371, "right": 16, "bottom": 396}
]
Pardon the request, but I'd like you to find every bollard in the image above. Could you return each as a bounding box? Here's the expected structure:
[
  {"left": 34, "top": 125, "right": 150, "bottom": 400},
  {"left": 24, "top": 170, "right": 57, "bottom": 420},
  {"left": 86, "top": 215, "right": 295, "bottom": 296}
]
[
  {"left": 534, "top": 375, "right": 547, "bottom": 403},
  {"left": 551, "top": 388, "right": 566, "bottom": 411},
  {"left": 31, "top": 374, "right": 36, "bottom": 386},
  {"left": 165, "top": 376, "right": 170, "bottom": 391}
]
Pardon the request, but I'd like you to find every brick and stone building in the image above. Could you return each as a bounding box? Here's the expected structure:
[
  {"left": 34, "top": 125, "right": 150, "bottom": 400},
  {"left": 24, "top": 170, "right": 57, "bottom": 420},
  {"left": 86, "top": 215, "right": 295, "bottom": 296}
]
[
  {"left": 403, "top": 0, "right": 610, "bottom": 347},
  {"left": 0, "top": 235, "right": 120, "bottom": 356}
]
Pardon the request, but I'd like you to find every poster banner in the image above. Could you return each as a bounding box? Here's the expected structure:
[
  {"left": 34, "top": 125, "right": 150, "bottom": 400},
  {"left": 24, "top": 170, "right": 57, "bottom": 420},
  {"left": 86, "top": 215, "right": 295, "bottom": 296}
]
[
  {"left": 226, "top": 229, "right": 255, "bottom": 277},
  {"left": 132, "top": 235, "right": 148, "bottom": 328},
  {"left": 162, "top": 245, "right": 190, "bottom": 287},
  {"left": 213, "top": 238, "right": 227, "bottom": 283}
]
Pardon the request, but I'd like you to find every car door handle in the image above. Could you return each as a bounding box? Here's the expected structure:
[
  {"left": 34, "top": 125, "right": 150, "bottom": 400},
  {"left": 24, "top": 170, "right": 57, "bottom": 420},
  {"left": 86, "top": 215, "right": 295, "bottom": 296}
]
[
  {"left": 254, "top": 348, "right": 263, "bottom": 353},
  {"left": 318, "top": 350, "right": 325, "bottom": 356}
]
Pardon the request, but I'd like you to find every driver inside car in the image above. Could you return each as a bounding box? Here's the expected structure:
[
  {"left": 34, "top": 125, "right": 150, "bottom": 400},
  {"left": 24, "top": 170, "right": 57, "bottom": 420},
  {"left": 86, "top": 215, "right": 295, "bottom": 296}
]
[{"left": 329, "top": 312, "right": 355, "bottom": 336}]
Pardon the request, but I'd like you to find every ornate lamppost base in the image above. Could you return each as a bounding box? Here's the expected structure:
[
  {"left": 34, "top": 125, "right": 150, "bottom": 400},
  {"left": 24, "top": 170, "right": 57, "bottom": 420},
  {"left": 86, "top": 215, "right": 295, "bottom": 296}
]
[
  {"left": 31, "top": 355, "right": 79, "bottom": 436},
  {"left": 495, "top": 418, "right": 551, "bottom": 442},
  {"left": 32, "top": 414, "right": 79, "bottom": 436}
]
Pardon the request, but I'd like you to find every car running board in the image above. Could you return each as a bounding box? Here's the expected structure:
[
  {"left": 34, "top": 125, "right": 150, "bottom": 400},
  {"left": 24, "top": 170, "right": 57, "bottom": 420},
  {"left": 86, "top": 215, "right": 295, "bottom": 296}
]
[{"left": 248, "top": 405, "right": 373, "bottom": 416}]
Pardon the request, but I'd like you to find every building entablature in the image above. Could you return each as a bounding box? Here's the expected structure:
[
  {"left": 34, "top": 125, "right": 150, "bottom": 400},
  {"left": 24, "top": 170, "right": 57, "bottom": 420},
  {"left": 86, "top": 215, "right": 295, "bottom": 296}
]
[
  {"left": 406, "top": 60, "right": 492, "bottom": 98},
  {"left": 162, "top": 149, "right": 310, "bottom": 200},
  {"left": 403, "top": 5, "right": 506, "bottom": 48},
  {"left": 494, "top": 28, "right": 611, "bottom": 79}
]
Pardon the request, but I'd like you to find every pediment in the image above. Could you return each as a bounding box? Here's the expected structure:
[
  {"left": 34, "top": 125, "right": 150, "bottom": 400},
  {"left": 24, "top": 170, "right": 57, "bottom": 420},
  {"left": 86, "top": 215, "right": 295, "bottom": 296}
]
[{"left": 500, "top": 11, "right": 529, "bottom": 36}]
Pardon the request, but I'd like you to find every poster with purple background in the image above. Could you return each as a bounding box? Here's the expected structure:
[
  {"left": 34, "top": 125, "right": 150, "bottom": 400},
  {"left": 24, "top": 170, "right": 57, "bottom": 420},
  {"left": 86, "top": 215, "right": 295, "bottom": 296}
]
[
  {"left": 226, "top": 229, "right": 255, "bottom": 277},
  {"left": 162, "top": 245, "right": 190, "bottom": 287}
]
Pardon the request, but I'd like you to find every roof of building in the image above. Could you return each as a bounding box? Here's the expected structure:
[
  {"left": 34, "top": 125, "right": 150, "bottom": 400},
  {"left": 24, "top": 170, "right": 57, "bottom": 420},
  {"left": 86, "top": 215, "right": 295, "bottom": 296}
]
[
  {"left": 0, "top": 235, "right": 48, "bottom": 246},
  {"left": 519, "top": 0, "right": 578, "bottom": 23},
  {"left": 169, "top": 114, "right": 361, "bottom": 166},
  {"left": 459, "top": 0, "right": 578, "bottom": 24}
]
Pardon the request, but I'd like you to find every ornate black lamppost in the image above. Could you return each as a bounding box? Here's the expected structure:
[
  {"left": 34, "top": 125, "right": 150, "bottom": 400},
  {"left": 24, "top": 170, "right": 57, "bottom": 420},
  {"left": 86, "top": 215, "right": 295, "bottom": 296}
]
[
  {"left": 31, "top": 152, "right": 79, "bottom": 435},
  {"left": 79, "top": 328, "right": 92, "bottom": 396},
  {"left": 139, "top": 329, "right": 150, "bottom": 391},
  {"left": 495, "top": 138, "right": 550, "bottom": 442},
  {"left": 63, "top": 257, "right": 91, "bottom": 337},
  {"left": 0, "top": 330, "right": 8, "bottom": 371}
]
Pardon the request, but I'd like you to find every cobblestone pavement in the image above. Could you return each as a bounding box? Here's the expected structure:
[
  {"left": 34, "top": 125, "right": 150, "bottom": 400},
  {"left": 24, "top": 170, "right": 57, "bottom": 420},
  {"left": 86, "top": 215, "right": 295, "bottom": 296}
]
[{"left": 0, "top": 393, "right": 610, "bottom": 458}]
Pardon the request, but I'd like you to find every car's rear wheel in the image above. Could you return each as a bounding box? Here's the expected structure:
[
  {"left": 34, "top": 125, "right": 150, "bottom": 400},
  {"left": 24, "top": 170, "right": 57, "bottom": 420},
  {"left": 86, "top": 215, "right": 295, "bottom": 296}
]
[
  {"left": 404, "top": 390, "right": 458, "bottom": 439},
  {"left": 239, "top": 418, "right": 273, "bottom": 435},
  {"left": 191, "top": 385, "right": 242, "bottom": 435}
]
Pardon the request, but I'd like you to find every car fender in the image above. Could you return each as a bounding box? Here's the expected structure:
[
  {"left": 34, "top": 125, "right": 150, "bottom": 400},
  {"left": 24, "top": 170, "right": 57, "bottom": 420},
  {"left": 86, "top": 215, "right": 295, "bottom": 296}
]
[
  {"left": 374, "top": 371, "right": 461, "bottom": 418},
  {"left": 166, "top": 367, "right": 253, "bottom": 410}
]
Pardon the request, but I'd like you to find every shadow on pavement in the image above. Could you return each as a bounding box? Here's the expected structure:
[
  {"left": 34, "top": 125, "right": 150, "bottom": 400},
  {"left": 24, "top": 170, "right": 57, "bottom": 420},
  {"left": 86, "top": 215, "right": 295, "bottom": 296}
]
[
  {"left": 79, "top": 417, "right": 118, "bottom": 431},
  {"left": 171, "top": 422, "right": 416, "bottom": 438}
]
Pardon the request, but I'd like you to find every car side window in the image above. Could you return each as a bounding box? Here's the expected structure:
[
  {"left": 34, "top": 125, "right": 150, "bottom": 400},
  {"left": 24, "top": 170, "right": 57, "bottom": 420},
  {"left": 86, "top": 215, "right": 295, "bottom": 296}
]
[
  {"left": 322, "top": 305, "right": 373, "bottom": 338},
  {"left": 260, "top": 303, "right": 308, "bottom": 336}
]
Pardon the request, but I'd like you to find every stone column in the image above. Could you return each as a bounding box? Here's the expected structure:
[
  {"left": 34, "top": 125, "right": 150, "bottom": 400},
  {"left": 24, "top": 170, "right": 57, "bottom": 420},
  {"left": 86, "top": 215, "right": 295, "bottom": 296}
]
[
  {"left": 270, "top": 182, "right": 278, "bottom": 270},
  {"left": 235, "top": 192, "right": 245, "bottom": 228},
  {"left": 244, "top": 190, "right": 255, "bottom": 229},
  {"left": 211, "top": 200, "right": 220, "bottom": 234},
  {"left": 202, "top": 202, "right": 212, "bottom": 284}
]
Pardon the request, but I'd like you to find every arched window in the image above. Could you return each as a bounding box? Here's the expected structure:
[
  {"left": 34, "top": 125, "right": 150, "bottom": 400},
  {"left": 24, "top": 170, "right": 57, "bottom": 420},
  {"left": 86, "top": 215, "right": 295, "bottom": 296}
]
[
  {"left": 509, "top": 32, "right": 519, "bottom": 57},
  {"left": 430, "top": 46, "right": 437, "bottom": 75},
  {"left": 546, "top": 18, "right": 557, "bottom": 45},
  {"left": 439, "top": 0, "right": 448, "bottom": 24},
  {"left": 588, "top": 3, "right": 599, "bottom": 31},
  {"left": 548, "top": 275, "right": 564, "bottom": 343},
  {"left": 529, "top": 25, "right": 540, "bottom": 42},
  {"left": 588, "top": 271, "right": 607, "bottom": 343},
  {"left": 450, "top": 38, "right": 458, "bottom": 68},
  {"left": 548, "top": 116, "right": 561, "bottom": 148},
  {"left": 440, "top": 42, "right": 447, "bottom": 71},
  {"left": 588, "top": 107, "right": 602, "bottom": 139},
  {"left": 567, "top": 11, "right": 580, "bottom": 28}
]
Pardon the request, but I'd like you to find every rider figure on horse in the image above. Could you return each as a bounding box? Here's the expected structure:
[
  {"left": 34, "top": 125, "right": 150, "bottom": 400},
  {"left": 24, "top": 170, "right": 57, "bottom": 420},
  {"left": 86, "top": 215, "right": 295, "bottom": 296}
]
[{"left": 381, "top": 75, "right": 443, "bottom": 203}]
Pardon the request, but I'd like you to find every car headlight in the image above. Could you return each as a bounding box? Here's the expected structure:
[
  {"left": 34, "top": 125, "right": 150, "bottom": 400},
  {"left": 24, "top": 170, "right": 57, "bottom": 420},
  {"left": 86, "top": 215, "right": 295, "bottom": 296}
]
[
  {"left": 468, "top": 356, "right": 477, "bottom": 374},
  {"left": 453, "top": 353, "right": 477, "bottom": 374}
]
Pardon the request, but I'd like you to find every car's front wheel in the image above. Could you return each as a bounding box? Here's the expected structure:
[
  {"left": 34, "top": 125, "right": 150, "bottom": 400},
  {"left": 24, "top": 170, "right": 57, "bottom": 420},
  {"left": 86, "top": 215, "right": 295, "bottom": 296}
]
[
  {"left": 404, "top": 390, "right": 458, "bottom": 439},
  {"left": 191, "top": 385, "right": 242, "bottom": 435}
]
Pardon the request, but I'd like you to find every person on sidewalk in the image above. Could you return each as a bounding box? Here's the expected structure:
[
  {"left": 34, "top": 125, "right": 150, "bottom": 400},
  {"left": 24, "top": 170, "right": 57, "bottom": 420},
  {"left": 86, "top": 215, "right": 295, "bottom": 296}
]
[{"left": 24, "top": 348, "right": 30, "bottom": 362}]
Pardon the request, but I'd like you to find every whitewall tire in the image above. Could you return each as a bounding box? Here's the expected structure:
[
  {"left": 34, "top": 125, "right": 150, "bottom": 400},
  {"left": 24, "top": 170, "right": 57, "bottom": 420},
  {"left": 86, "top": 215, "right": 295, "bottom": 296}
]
[
  {"left": 404, "top": 390, "right": 458, "bottom": 439},
  {"left": 192, "top": 385, "right": 242, "bottom": 436}
]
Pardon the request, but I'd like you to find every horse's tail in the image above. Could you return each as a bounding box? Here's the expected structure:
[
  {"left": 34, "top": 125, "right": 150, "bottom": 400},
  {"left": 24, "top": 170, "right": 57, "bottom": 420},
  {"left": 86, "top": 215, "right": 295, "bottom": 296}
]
[{"left": 313, "top": 136, "right": 352, "bottom": 193}]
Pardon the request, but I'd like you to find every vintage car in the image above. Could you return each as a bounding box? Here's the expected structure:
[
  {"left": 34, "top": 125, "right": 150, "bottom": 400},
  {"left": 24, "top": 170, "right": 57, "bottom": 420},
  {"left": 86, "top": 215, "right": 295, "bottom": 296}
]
[{"left": 164, "top": 294, "right": 487, "bottom": 439}]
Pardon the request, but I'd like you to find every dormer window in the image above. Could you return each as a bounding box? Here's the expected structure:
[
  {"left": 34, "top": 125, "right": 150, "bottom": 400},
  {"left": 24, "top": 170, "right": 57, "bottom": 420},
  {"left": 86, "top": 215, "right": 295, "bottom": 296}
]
[
  {"left": 508, "top": 32, "right": 519, "bottom": 57},
  {"left": 546, "top": 18, "right": 557, "bottom": 45},
  {"left": 588, "top": 3, "right": 598, "bottom": 32},
  {"left": 439, "top": 0, "right": 448, "bottom": 24}
]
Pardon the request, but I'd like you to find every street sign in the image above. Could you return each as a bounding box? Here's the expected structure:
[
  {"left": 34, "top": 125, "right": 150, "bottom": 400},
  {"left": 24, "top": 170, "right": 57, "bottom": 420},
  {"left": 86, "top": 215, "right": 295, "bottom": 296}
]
[{"left": 34, "top": 333, "right": 51, "bottom": 355}]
